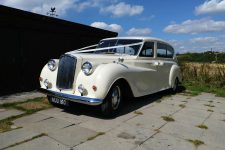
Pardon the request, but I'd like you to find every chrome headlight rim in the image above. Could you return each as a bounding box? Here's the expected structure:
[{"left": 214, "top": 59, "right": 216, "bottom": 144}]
[
  {"left": 47, "top": 59, "right": 57, "bottom": 71},
  {"left": 82, "top": 61, "right": 93, "bottom": 75}
]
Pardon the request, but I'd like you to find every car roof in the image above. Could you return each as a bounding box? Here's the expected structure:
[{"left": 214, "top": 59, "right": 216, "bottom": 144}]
[{"left": 102, "top": 37, "right": 172, "bottom": 46}]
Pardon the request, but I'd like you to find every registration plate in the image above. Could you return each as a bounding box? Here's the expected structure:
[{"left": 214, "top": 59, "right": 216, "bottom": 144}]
[{"left": 50, "top": 97, "right": 68, "bottom": 106}]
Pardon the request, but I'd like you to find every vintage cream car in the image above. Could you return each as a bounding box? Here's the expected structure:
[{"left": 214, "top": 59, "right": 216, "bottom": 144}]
[{"left": 39, "top": 37, "right": 181, "bottom": 116}]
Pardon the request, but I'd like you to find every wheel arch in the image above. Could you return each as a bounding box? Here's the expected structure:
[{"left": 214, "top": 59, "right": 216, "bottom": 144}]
[
  {"left": 169, "top": 64, "right": 182, "bottom": 88},
  {"left": 105, "top": 78, "right": 134, "bottom": 100}
]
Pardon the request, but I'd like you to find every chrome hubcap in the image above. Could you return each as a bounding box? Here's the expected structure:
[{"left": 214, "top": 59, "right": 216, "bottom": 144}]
[{"left": 111, "top": 86, "right": 121, "bottom": 110}]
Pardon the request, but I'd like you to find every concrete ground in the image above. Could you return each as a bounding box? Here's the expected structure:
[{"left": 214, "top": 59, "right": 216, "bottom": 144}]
[
  {"left": 0, "top": 92, "right": 225, "bottom": 150},
  {"left": 0, "top": 91, "right": 45, "bottom": 104}
]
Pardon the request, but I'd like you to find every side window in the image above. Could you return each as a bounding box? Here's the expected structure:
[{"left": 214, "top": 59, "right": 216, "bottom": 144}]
[
  {"left": 157, "top": 43, "right": 174, "bottom": 58},
  {"left": 139, "top": 42, "right": 154, "bottom": 57},
  {"left": 167, "top": 45, "right": 174, "bottom": 58},
  {"left": 157, "top": 43, "right": 167, "bottom": 58}
]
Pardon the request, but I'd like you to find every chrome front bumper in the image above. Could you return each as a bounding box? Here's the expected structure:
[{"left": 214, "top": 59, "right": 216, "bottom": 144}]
[{"left": 38, "top": 88, "right": 103, "bottom": 106}]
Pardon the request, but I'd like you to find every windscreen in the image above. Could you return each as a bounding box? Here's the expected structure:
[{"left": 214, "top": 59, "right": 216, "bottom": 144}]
[{"left": 96, "top": 39, "right": 143, "bottom": 55}]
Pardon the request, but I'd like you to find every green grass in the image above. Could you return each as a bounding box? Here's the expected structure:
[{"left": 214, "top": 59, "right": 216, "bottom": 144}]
[
  {"left": 161, "top": 116, "right": 175, "bottom": 122},
  {"left": 0, "top": 97, "right": 52, "bottom": 133},
  {"left": 187, "top": 139, "right": 204, "bottom": 147},
  {"left": 0, "top": 114, "right": 27, "bottom": 133},
  {"left": 181, "top": 63, "right": 225, "bottom": 98},
  {"left": 0, "top": 97, "right": 52, "bottom": 114},
  {"left": 196, "top": 124, "right": 208, "bottom": 129}
]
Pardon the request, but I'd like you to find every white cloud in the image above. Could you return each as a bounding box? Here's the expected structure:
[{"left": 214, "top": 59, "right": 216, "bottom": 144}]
[
  {"left": 73, "top": 0, "right": 105, "bottom": 12},
  {"left": 195, "top": 0, "right": 225, "bottom": 15},
  {"left": 0, "top": 0, "right": 144, "bottom": 18},
  {"left": 127, "top": 28, "right": 151, "bottom": 36},
  {"left": 139, "top": 15, "right": 155, "bottom": 21},
  {"left": 164, "top": 19, "right": 225, "bottom": 34},
  {"left": 190, "top": 37, "right": 218, "bottom": 43},
  {"left": 100, "top": 2, "right": 144, "bottom": 17},
  {"left": 1, "top": 0, "right": 76, "bottom": 16},
  {"left": 90, "top": 22, "right": 123, "bottom": 33},
  {"left": 168, "top": 37, "right": 225, "bottom": 53}
]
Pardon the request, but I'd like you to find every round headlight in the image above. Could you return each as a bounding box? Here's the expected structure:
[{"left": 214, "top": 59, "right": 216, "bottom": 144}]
[
  {"left": 82, "top": 61, "right": 93, "bottom": 75},
  {"left": 48, "top": 59, "right": 57, "bottom": 71}
]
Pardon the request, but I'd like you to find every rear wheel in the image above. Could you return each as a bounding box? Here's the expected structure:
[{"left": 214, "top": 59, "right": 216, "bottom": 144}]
[
  {"left": 101, "top": 84, "right": 123, "bottom": 117},
  {"left": 172, "top": 78, "right": 179, "bottom": 93}
]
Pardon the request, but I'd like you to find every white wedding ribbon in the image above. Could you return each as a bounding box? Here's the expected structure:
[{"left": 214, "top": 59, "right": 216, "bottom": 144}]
[{"left": 67, "top": 42, "right": 143, "bottom": 54}]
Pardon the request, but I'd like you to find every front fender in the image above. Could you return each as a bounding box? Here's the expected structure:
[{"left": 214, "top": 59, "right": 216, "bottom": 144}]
[{"left": 75, "top": 63, "right": 129, "bottom": 99}]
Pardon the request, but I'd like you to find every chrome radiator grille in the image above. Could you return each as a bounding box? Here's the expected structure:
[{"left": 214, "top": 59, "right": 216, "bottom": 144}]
[{"left": 56, "top": 55, "right": 76, "bottom": 89}]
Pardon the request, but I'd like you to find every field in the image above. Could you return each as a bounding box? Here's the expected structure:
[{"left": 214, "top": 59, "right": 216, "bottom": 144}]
[{"left": 180, "top": 62, "right": 225, "bottom": 97}]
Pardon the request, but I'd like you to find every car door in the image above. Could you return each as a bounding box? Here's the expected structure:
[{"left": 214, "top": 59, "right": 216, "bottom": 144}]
[
  {"left": 156, "top": 42, "right": 174, "bottom": 89},
  {"left": 135, "top": 41, "right": 161, "bottom": 95}
]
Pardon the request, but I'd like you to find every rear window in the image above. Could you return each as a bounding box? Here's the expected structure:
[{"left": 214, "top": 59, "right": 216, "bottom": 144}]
[{"left": 157, "top": 43, "right": 174, "bottom": 58}]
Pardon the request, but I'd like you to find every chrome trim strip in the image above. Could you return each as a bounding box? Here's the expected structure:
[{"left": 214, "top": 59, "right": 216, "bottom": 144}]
[{"left": 38, "top": 88, "right": 103, "bottom": 106}]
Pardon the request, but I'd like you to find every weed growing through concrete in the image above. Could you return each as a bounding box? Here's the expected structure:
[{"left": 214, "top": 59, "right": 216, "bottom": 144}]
[
  {"left": 87, "top": 132, "right": 105, "bottom": 141},
  {"left": 196, "top": 124, "right": 208, "bottom": 129},
  {"left": 161, "top": 116, "right": 175, "bottom": 122},
  {"left": 0, "top": 97, "right": 52, "bottom": 133},
  {"left": 187, "top": 139, "right": 204, "bottom": 147},
  {"left": 156, "top": 100, "right": 162, "bottom": 103},
  {"left": 179, "top": 104, "right": 186, "bottom": 108},
  {"left": 207, "top": 109, "right": 214, "bottom": 112},
  {"left": 204, "top": 104, "right": 215, "bottom": 108},
  {"left": 0, "top": 114, "right": 26, "bottom": 133},
  {"left": 153, "top": 128, "right": 161, "bottom": 133},
  {"left": 134, "top": 111, "right": 143, "bottom": 115},
  {"left": 2, "top": 133, "right": 47, "bottom": 149},
  {"left": 117, "top": 132, "right": 136, "bottom": 139},
  {"left": 0, "top": 97, "right": 52, "bottom": 114}
]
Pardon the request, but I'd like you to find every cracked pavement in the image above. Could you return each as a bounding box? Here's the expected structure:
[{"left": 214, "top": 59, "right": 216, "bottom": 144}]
[{"left": 1, "top": 92, "right": 225, "bottom": 150}]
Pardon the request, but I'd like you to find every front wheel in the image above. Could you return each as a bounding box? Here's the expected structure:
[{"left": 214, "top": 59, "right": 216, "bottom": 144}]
[{"left": 101, "top": 84, "right": 123, "bottom": 117}]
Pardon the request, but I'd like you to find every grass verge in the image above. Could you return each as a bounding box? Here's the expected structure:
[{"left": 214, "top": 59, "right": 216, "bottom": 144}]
[{"left": 180, "top": 63, "right": 225, "bottom": 98}]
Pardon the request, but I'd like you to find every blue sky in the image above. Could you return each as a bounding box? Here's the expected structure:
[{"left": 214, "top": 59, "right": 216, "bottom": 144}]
[{"left": 1, "top": 0, "right": 225, "bottom": 53}]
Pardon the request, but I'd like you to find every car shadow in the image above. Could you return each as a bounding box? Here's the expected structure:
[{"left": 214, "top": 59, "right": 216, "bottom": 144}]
[{"left": 62, "top": 86, "right": 186, "bottom": 119}]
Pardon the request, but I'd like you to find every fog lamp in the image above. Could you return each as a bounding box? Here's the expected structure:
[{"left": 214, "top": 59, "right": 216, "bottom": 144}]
[
  {"left": 44, "top": 79, "right": 52, "bottom": 89},
  {"left": 78, "top": 84, "right": 85, "bottom": 94}
]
